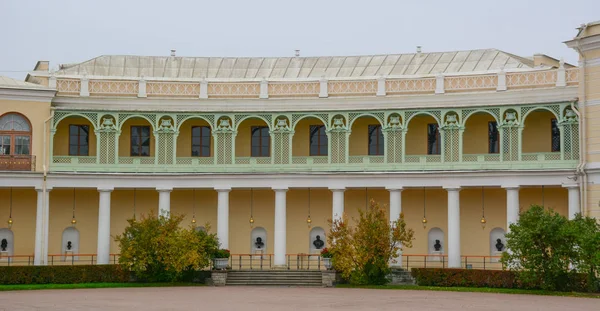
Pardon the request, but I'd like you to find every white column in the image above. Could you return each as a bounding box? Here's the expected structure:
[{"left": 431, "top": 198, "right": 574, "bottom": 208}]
[
  {"left": 97, "top": 187, "right": 113, "bottom": 265},
  {"left": 387, "top": 187, "right": 403, "bottom": 267},
  {"left": 216, "top": 188, "right": 231, "bottom": 249},
  {"left": 34, "top": 187, "right": 51, "bottom": 265},
  {"left": 563, "top": 184, "right": 580, "bottom": 220},
  {"left": 273, "top": 187, "right": 288, "bottom": 267},
  {"left": 330, "top": 188, "right": 345, "bottom": 222},
  {"left": 504, "top": 186, "right": 520, "bottom": 233},
  {"left": 157, "top": 188, "right": 172, "bottom": 217},
  {"left": 445, "top": 186, "right": 461, "bottom": 268}
]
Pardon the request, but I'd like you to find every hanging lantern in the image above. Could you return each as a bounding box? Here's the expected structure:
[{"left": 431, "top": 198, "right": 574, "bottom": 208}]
[
  {"left": 422, "top": 187, "right": 427, "bottom": 229},
  {"left": 7, "top": 188, "right": 13, "bottom": 228},
  {"left": 249, "top": 189, "right": 254, "bottom": 227},
  {"left": 306, "top": 188, "right": 312, "bottom": 228},
  {"left": 71, "top": 188, "right": 77, "bottom": 227},
  {"left": 480, "top": 186, "right": 487, "bottom": 229},
  {"left": 192, "top": 189, "right": 197, "bottom": 226}
]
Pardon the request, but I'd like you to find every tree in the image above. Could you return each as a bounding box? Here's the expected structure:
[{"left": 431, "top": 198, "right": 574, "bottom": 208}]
[
  {"left": 502, "top": 205, "right": 585, "bottom": 291},
  {"left": 115, "top": 211, "right": 219, "bottom": 282},
  {"left": 568, "top": 214, "right": 600, "bottom": 292},
  {"left": 327, "top": 199, "right": 414, "bottom": 285}
]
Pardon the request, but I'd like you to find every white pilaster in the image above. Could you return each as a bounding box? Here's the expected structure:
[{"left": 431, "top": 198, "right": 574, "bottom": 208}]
[
  {"left": 435, "top": 74, "right": 445, "bottom": 94},
  {"left": 319, "top": 78, "right": 328, "bottom": 98},
  {"left": 563, "top": 184, "right": 580, "bottom": 220},
  {"left": 80, "top": 76, "right": 89, "bottom": 97},
  {"left": 273, "top": 187, "right": 288, "bottom": 267},
  {"left": 376, "top": 76, "right": 386, "bottom": 96},
  {"left": 260, "top": 79, "right": 269, "bottom": 99},
  {"left": 200, "top": 79, "right": 208, "bottom": 99},
  {"left": 387, "top": 187, "right": 403, "bottom": 267},
  {"left": 97, "top": 187, "right": 113, "bottom": 265},
  {"left": 497, "top": 69, "right": 507, "bottom": 91},
  {"left": 157, "top": 188, "right": 172, "bottom": 217},
  {"left": 330, "top": 188, "right": 345, "bottom": 222},
  {"left": 138, "top": 78, "right": 147, "bottom": 98},
  {"left": 34, "top": 187, "right": 51, "bottom": 265},
  {"left": 216, "top": 188, "right": 231, "bottom": 249},
  {"left": 48, "top": 74, "right": 57, "bottom": 89},
  {"left": 445, "top": 186, "right": 461, "bottom": 268},
  {"left": 556, "top": 60, "right": 566, "bottom": 87},
  {"left": 503, "top": 186, "right": 520, "bottom": 233}
]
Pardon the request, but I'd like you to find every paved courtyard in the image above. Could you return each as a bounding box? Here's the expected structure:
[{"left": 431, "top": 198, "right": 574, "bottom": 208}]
[{"left": 1, "top": 286, "right": 598, "bottom": 310}]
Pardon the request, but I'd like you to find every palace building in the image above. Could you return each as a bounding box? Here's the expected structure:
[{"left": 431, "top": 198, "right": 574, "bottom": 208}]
[{"left": 0, "top": 21, "right": 599, "bottom": 269}]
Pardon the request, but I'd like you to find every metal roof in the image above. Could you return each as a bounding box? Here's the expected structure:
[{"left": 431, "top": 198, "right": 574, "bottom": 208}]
[
  {"left": 0, "top": 75, "right": 51, "bottom": 90},
  {"left": 55, "top": 49, "right": 536, "bottom": 80}
]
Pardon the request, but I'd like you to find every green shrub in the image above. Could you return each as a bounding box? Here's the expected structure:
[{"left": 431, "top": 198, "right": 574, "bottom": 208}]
[
  {"left": 0, "top": 265, "right": 129, "bottom": 285},
  {"left": 411, "top": 268, "right": 594, "bottom": 292},
  {"left": 115, "top": 211, "right": 219, "bottom": 282},
  {"left": 213, "top": 249, "right": 230, "bottom": 258}
]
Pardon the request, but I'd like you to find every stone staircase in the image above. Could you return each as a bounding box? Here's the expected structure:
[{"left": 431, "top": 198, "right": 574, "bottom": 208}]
[{"left": 225, "top": 270, "right": 323, "bottom": 287}]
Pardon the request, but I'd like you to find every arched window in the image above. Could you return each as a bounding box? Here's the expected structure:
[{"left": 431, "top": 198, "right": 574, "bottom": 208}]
[
  {"left": 0, "top": 113, "right": 31, "bottom": 156},
  {"left": 309, "top": 125, "right": 328, "bottom": 156}
]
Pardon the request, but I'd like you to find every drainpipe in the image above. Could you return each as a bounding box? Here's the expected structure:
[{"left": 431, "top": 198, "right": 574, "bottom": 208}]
[
  {"left": 573, "top": 35, "right": 587, "bottom": 217},
  {"left": 41, "top": 109, "right": 54, "bottom": 265}
]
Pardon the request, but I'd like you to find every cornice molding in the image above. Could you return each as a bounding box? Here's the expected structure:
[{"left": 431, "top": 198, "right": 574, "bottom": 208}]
[
  {"left": 51, "top": 87, "right": 578, "bottom": 113},
  {"left": 0, "top": 87, "right": 56, "bottom": 102}
]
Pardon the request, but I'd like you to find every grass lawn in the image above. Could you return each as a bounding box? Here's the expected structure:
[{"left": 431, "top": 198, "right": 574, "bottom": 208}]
[
  {"left": 336, "top": 284, "right": 600, "bottom": 298},
  {"left": 0, "top": 282, "right": 203, "bottom": 291}
]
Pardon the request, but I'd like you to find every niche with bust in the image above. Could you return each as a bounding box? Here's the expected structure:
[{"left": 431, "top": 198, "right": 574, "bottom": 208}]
[
  {"left": 61, "top": 227, "right": 80, "bottom": 261},
  {"left": 427, "top": 227, "right": 444, "bottom": 262},
  {"left": 0, "top": 229, "right": 14, "bottom": 263},
  {"left": 250, "top": 227, "right": 267, "bottom": 255},
  {"left": 489, "top": 227, "right": 506, "bottom": 262},
  {"left": 309, "top": 227, "right": 326, "bottom": 254}
]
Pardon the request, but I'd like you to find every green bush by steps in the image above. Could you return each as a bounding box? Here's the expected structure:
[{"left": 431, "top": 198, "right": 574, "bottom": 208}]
[{"left": 411, "top": 268, "right": 596, "bottom": 293}]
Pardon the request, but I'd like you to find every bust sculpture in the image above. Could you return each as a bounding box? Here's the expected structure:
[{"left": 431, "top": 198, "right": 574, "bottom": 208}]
[
  {"left": 0, "top": 238, "right": 7, "bottom": 252},
  {"left": 313, "top": 235, "right": 324, "bottom": 249},
  {"left": 495, "top": 239, "right": 504, "bottom": 252},
  {"left": 254, "top": 237, "right": 264, "bottom": 249},
  {"left": 67, "top": 241, "right": 72, "bottom": 251},
  {"left": 433, "top": 240, "right": 442, "bottom": 252}
]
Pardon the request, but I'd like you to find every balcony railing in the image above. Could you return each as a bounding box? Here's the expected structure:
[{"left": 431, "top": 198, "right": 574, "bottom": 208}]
[
  {"left": 0, "top": 155, "right": 35, "bottom": 171},
  {"left": 48, "top": 152, "right": 577, "bottom": 173}
]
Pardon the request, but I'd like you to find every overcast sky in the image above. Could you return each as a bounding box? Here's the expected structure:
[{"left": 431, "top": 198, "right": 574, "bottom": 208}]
[{"left": 1, "top": 0, "right": 598, "bottom": 79}]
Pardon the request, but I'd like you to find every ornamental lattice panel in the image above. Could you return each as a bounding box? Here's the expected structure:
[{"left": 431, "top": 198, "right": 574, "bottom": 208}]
[
  {"left": 215, "top": 133, "right": 233, "bottom": 164},
  {"left": 89, "top": 80, "right": 138, "bottom": 96},
  {"left": 98, "top": 132, "right": 117, "bottom": 164},
  {"left": 443, "top": 129, "right": 460, "bottom": 162},
  {"left": 502, "top": 127, "right": 519, "bottom": 161},
  {"left": 562, "top": 123, "right": 579, "bottom": 161},
  {"left": 271, "top": 132, "right": 291, "bottom": 165},
  {"left": 386, "top": 130, "right": 403, "bottom": 163},
  {"left": 156, "top": 133, "right": 175, "bottom": 165},
  {"left": 329, "top": 132, "right": 347, "bottom": 164},
  {"left": 385, "top": 78, "right": 435, "bottom": 94}
]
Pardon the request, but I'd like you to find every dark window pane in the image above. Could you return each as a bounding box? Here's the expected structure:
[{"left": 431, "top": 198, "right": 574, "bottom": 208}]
[
  {"left": 261, "top": 145, "right": 269, "bottom": 156},
  {"left": 69, "top": 125, "right": 78, "bottom": 135},
  {"left": 320, "top": 144, "right": 328, "bottom": 155},
  {"left": 131, "top": 127, "right": 138, "bottom": 136},
  {"left": 142, "top": 137, "right": 150, "bottom": 147},
  {"left": 427, "top": 124, "right": 440, "bottom": 155},
  {"left": 251, "top": 146, "right": 260, "bottom": 157},
  {"left": 310, "top": 145, "right": 318, "bottom": 156},
  {"left": 141, "top": 146, "right": 150, "bottom": 156},
  {"left": 141, "top": 126, "right": 150, "bottom": 136},
  {"left": 488, "top": 122, "right": 499, "bottom": 154},
  {"left": 192, "top": 146, "right": 200, "bottom": 157},
  {"left": 80, "top": 146, "right": 88, "bottom": 156},
  {"left": 131, "top": 147, "right": 138, "bottom": 156},
  {"left": 551, "top": 119, "right": 560, "bottom": 152},
  {"left": 69, "top": 146, "right": 78, "bottom": 156},
  {"left": 201, "top": 146, "right": 210, "bottom": 157},
  {"left": 192, "top": 127, "right": 200, "bottom": 137},
  {"left": 192, "top": 137, "right": 201, "bottom": 145}
]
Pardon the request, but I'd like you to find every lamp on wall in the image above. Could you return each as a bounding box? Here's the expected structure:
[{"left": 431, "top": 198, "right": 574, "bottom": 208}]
[
  {"left": 191, "top": 189, "right": 197, "bottom": 226},
  {"left": 7, "top": 188, "right": 13, "bottom": 228},
  {"left": 71, "top": 188, "right": 77, "bottom": 226},
  {"left": 480, "top": 186, "right": 487, "bottom": 229},
  {"left": 306, "top": 188, "right": 312, "bottom": 228},
  {"left": 249, "top": 188, "right": 255, "bottom": 227},
  {"left": 132, "top": 188, "right": 137, "bottom": 222},
  {"left": 422, "top": 187, "right": 428, "bottom": 229}
]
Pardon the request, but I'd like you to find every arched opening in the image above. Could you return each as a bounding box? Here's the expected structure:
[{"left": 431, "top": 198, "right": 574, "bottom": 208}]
[
  {"left": 0, "top": 112, "right": 33, "bottom": 170},
  {"left": 0, "top": 228, "right": 14, "bottom": 262},
  {"left": 490, "top": 227, "right": 506, "bottom": 262},
  {"left": 428, "top": 227, "right": 444, "bottom": 262},
  {"left": 292, "top": 117, "right": 327, "bottom": 159},
  {"left": 349, "top": 115, "right": 384, "bottom": 158},
  {"left": 235, "top": 118, "right": 270, "bottom": 159},
  {"left": 250, "top": 227, "right": 267, "bottom": 254},
  {"left": 309, "top": 227, "right": 326, "bottom": 254},
  {"left": 61, "top": 227, "right": 80, "bottom": 261},
  {"left": 119, "top": 117, "right": 155, "bottom": 158},
  {"left": 406, "top": 114, "right": 440, "bottom": 158},
  {"left": 176, "top": 118, "right": 213, "bottom": 162},
  {"left": 53, "top": 115, "right": 96, "bottom": 158},
  {"left": 463, "top": 112, "right": 499, "bottom": 156},
  {"left": 522, "top": 109, "right": 560, "bottom": 155}
]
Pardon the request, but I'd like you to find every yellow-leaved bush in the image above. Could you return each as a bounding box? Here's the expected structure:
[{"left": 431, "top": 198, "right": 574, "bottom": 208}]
[{"left": 327, "top": 199, "right": 414, "bottom": 285}]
